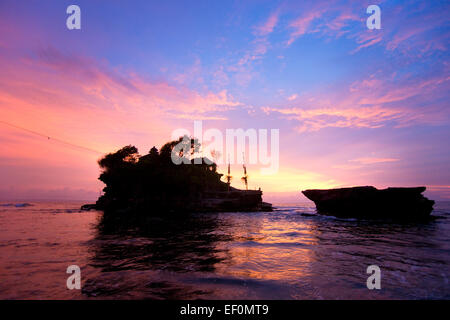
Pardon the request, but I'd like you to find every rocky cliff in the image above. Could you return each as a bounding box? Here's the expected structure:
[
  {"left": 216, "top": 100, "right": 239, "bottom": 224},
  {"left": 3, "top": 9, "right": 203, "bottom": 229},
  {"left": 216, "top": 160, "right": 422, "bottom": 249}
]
[{"left": 302, "top": 186, "right": 434, "bottom": 221}]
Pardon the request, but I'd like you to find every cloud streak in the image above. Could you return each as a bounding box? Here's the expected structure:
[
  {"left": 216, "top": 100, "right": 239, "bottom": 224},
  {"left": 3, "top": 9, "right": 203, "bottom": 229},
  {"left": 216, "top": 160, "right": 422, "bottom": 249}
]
[
  {"left": 255, "top": 10, "right": 280, "bottom": 36},
  {"left": 263, "top": 72, "right": 449, "bottom": 132},
  {"left": 349, "top": 157, "right": 400, "bottom": 165}
]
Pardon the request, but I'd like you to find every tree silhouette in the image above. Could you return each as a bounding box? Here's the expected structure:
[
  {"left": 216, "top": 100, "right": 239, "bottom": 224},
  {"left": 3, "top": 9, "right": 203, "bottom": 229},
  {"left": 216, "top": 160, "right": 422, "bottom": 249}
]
[{"left": 96, "top": 137, "right": 227, "bottom": 216}]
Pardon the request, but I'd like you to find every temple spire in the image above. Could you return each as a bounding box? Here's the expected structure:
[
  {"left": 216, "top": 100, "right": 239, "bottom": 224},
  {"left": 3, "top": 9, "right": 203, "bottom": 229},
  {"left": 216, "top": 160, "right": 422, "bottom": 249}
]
[
  {"left": 241, "top": 152, "right": 248, "bottom": 190},
  {"left": 226, "top": 154, "right": 232, "bottom": 192}
]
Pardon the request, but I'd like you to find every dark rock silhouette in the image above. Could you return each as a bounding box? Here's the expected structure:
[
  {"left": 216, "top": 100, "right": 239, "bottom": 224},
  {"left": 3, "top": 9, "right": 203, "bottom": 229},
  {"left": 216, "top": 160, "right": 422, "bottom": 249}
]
[
  {"left": 302, "top": 186, "right": 434, "bottom": 221},
  {"left": 82, "top": 136, "right": 271, "bottom": 215}
]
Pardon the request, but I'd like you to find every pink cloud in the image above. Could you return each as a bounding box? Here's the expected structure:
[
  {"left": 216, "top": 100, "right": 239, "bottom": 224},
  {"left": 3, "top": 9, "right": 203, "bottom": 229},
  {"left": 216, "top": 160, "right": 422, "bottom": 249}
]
[
  {"left": 263, "top": 105, "right": 414, "bottom": 132},
  {"left": 349, "top": 157, "right": 400, "bottom": 165},
  {"left": 0, "top": 47, "right": 244, "bottom": 198},
  {"left": 385, "top": 7, "right": 449, "bottom": 54},
  {"left": 230, "top": 11, "right": 278, "bottom": 86},
  {"left": 285, "top": 1, "right": 361, "bottom": 47},
  {"left": 351, "top": 33, "right": 383, "bottom": 53},
  {"left": 427, "top": 186, "right": 450, "bottom": 199},
  {"left": 255, "top": 10, "right": 279, "bottom": 36},
  {"left": 283, "top": 0, "right": 447, "bottom": 57},
  {"left": 262, "top": 73, "right": 450, "bottom": 132},
  {"left": 6, "top": 47, "right": 239, "bottom": 116},
  {"left": 286, "top": 10, "right": 324, "bottom": 46}
]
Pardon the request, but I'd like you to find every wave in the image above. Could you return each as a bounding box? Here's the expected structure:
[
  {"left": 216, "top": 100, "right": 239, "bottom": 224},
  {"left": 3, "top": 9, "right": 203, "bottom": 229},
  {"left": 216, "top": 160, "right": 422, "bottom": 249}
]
[{"left": 0, "top": 203, "right": 33, "bottom": 207}]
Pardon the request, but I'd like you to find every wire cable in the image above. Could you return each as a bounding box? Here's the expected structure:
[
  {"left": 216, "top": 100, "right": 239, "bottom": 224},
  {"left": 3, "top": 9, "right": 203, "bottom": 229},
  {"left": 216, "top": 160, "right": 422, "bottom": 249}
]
[{"left": 0, "top": 120, "right": 105, "bottom": 155}]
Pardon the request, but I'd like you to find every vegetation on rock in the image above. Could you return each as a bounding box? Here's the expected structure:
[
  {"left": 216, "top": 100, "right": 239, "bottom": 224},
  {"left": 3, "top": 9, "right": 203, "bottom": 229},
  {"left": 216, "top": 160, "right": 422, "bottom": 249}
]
[{"left": 96, "top": 136, "right": 228, "bottom": 215}]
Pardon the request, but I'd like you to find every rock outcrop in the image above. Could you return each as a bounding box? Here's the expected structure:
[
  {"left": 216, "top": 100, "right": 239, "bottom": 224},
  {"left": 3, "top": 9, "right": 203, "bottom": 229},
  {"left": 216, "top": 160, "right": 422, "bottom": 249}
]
[
  {"left": 82, "top": 140, "right": 272, "bottom": 215},
  {"left": 197, "top": 188, "right": 272, "bottom": 212},
  {"left": 82, "top": 187, "right": 272, "bottom": 213},
  {"left": 302, "top": 186, "right": 434, "bottom": 220}
]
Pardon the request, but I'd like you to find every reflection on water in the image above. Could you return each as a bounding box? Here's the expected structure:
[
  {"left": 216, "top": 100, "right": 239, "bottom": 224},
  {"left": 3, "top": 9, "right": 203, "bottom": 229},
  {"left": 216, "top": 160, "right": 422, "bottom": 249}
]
[{"left": 0, "top": 201, "right": 449, "bottom": 299}]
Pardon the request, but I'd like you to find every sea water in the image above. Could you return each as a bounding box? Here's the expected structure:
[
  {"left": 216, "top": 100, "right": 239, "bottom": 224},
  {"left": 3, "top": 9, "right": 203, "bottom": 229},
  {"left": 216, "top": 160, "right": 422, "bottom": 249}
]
[{"left": 0, "top": 201, "right": 449, "bottom": 299}]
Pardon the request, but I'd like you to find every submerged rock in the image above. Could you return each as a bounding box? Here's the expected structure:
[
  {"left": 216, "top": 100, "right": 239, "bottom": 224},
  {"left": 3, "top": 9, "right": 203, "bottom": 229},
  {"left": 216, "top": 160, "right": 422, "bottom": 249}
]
[
  {"left": 80, "top": 204, "right": 97, "bottom": 211},
  {"left": 302, "top": 186, "right": 434, "bottom": 221}
]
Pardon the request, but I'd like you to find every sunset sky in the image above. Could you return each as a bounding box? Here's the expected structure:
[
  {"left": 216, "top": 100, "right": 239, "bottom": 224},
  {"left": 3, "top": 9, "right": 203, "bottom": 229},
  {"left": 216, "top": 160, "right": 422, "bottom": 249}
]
[{"left": 0, "top": 0, "right": 449, "bottom": 202}]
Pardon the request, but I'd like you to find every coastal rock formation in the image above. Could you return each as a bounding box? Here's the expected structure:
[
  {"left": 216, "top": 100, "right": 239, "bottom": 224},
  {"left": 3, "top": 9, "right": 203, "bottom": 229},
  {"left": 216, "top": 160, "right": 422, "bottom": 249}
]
[
  {"left": 83, "top": 187, "right": 272, "bottom": 213},
  {"left": 81, "top": 138, "right": 272, "bottom": 215},
  {"left": 302, "top": 186, "right": 434, "bottom": 220}
]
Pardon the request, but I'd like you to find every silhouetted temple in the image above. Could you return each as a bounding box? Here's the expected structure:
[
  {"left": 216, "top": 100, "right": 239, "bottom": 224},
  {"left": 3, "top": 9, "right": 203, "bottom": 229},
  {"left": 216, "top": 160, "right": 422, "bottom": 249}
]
[{"left": 81, "top": 137, "right": 272, "bottom": 215}]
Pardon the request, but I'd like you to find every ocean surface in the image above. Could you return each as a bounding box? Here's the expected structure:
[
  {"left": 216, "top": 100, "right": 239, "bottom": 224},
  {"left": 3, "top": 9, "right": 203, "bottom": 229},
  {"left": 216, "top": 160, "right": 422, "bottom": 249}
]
[{"left": 0, "top": 201, "right": 449, "bottom": 300}]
